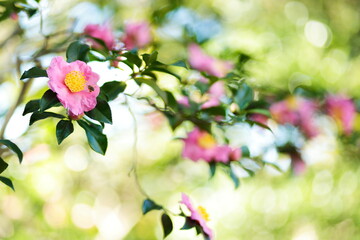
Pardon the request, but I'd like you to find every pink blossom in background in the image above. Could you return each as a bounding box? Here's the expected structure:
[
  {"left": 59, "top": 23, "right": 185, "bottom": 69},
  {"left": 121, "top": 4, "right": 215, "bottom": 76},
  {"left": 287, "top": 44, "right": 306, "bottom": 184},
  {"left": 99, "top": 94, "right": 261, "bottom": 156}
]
[
  {"left": 182, "top": 128, "right": 241, "bottom": 163},
  {"left": 180, "top": 193, "right": 214, "bottom": 240},
  {"left": 47, "top": 56, "right": 100, "bottom": 117},
  {"left": 188, "top": 43, "right": 233, "bottom": 78},
  {"left": 202, "top": 81, "right": 225, "bottom": 109},
  {"left": 325, "top": 95, "right": 356, "bottom": 135},
  {"left": 270, "top": 96, "right": 318, "bottom": 138},
  {"left": 249, "top": 113, "right": 269, "bottom": 125},
  {"left": 10, "top": 12, "right": 18, "bottom": 21},
  {"left": 290, "top": 151, "right": 306, "bottom": 175},
  {"left": 84, "top": 23, "right": 115, "bottom": 50},
  {"left": 122, "top": 21, "right": 152, "bottom": 50},
  {"left": 177, "top": 96, "right": 190, "bottom": 107}
]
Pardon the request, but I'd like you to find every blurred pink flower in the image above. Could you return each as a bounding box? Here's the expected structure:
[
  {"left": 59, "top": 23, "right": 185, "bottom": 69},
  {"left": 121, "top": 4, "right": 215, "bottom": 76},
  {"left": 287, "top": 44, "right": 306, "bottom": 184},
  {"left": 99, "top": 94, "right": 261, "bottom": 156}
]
[
  {"left": 182, "top": 128, "right": 241, "bottom": 163},
  {"left": 178, "top": 96, "right": 190, "bottom": 107},
  {"left": 180, "top": 193, "right": 214, "bottom": 240},
  {"left": 188, "top": 43, "right": 233, "bottom": 78},
  {"left": 202, "top": 81, "right": 225, "bottom": 109},
  {"left": 270, "top": 96, "right": 318, "bottom": 138},
  {"left": 325, "top": 95, "right": 356, "bottom": 135},
  {"left": 47, "top": 56, "right": 100, "bottom": 117},
  {"left": 84, "top": 23, "right": 115, "bottom": 50},
  {"left": 249, "top": 113, "right": 269, "bottom": 125},
  {"left": 122, "top": 21, "right": 152, "bottom": 50},
  {"left": 10, "top": 12, "right": 18, "bottom": 21}
]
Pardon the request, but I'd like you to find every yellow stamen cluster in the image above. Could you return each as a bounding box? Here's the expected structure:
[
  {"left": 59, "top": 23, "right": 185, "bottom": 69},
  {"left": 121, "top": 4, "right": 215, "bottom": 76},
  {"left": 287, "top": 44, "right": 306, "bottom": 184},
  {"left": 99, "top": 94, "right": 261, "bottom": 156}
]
[
  {"left": 64, "top": 71, "right": 86, "bottom": 93},
  {"left": 197, "top": 206, "right": 210, "bottom": 222},
  {"left": 198, "top": 133, "right": 216, "bottom": 149}
]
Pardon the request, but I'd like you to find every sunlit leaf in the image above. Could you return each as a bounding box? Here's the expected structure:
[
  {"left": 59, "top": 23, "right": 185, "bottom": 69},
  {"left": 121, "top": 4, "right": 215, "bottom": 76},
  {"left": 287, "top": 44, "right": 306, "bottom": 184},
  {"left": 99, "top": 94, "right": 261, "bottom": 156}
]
[
  {"left": 0, "top": 176, "right": 14, "bottom": 191},
  {"left": 20, "top": 67, "right": 47, "bottom": 80},
  {"left": 0, "top": 139, "right": 23, "bottom": 163},
  {"left": 23, "top": 99, "right": 40, "bottom": 116},
  {"left": 142, "top": 199, "right": 162, "bottom": 215},
  {"left": 56, "top": 120, "right": 74, "bottom": 144},
  {"left": 78, "top": 120, "right": 108, "bottom": 155},
  {"left": 40, "top": 89, "right": 60, "bottom": 112}
]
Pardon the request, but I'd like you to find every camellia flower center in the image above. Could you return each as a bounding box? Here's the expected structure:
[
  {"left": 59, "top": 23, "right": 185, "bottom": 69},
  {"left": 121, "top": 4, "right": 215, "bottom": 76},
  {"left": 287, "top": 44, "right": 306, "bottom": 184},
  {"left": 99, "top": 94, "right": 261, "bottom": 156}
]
[
  {"left": 64, "top": 71, "right": 87, "bottom": 93},
  {"left": 197, "top": 206, "right": 210, "bottom": 222},
  {"left": 198, "top": 133, "right": 216, "bottom": 149}
]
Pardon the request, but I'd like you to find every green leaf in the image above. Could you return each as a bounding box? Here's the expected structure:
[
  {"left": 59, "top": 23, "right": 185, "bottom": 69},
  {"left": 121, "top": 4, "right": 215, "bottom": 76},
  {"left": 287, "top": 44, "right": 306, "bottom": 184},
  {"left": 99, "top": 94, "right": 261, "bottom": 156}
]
[
  {"left": 78, "top": 120, "right": 108, "bottom": 155},
  {"left": 0, "top": 176, "right": 14, "bottom": 191},
  {"left": 100, "top": 81, "right": 127, "bottom": 101},
  {"left": 170, "top": 60, "right": 188, "bottom": 69},
  {"left": 209, "top": 162, "right": 216, "bottom": 178},
  {"left": 181, "top": 217, "right": 197, "bottom": 230},
  {"left": 234, "top": 83, "right": 253, "bottom": 110},
  {"left": 161, "top": 213, "right": 173, "bottom": 239},
  {"left": 23, "top": 99, "right": 40, "bottom": 115},
  {"left": 241, "top": 146, "right": 250, "bottom": 158},
  {"left": 123, "top": 51, "right": 142, "bottom": 68},
  {"left": 0, "top": 157, "right": 8, "bottom": 174},
  {"left": 142, "top": 199, "right": 162, "bottom": 215},
  {"left": 56, "top": 120, "right": 74, "bottom": 144},
  {"left": 246, "top": 108, "right": 271, "bottom": 118},
  {"left": 40, "top": 89, "right": 60, "bottom": 112},
  {"left": 30, "top": 111, "right": 65, "bottom": 126},
  {"left": 85, "top": 98, "right": 112, "bottom": 124},
  {"left": 165, "top": 91, "right": 178, "bottom": 111},
  {"left": 136, "top": 78, "right": 168, "bottom": 104},
  {"left": 143, "top": 51, "right": 158, "bottom": 66},
  {"left": 246, "top": 120, "right": 273, "bottom": 133},
  {"left": 201, "top": 106, "right": 226, "bottom": 116},
  {"left": 20, "top": 67, "right": 48, "bottom": 80},
  {"left": 66, "top": 41, "right": 90, "bottom": 63},
  {"left": 230, "top": 168, "right": 240, "bottom": 188},
  {"left": 0, "top": 140, "right": 23, "bottom": 164}
]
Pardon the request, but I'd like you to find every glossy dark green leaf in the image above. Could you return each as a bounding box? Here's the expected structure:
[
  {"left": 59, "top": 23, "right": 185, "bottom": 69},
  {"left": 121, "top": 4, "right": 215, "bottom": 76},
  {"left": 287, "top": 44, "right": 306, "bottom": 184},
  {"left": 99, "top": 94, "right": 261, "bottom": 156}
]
[
  {"left": 66, "top": 41, "right": 90, "bottom": 63},
  {"left": 78, "top": 120, "right": 108, "bottom": 155},
  {"left": 230, "top": 168, "right": 240, "bottom": 188},
  {"left": 23, "top": 99, "right": 40, "bottom": 116},
  {"left": 100, "top": 81, "right": 126, "bottom": 101},
  {"left": 85, "top": 98, "right": 112, "bottom": 124},
  {"left": 180, "top": 217, "right": 197, "bottom": 230},
  {"left": 170, "top": 60, "right": 188, "bottom": 69},
  {"left": 235, "top": 83, "right": 253, "bottom": 110},
  {"left": 29, "top": 111, "right": 65, "bottom": 126},
  {"left": 142, "top": 199, "right": 162, "bottom": 215},
  {"left": 165, "top": 91, "right": 178, "bottom": 111},
  {"left": 123, "top": 51, "right": 142, "bottom": 68},
  {"left": 201, "top": 106, "right": 226, "bottom": 116},
  {"left": 0, "top": 176, "right": 14, "bottom": 191},
  {"left": 20, "top": 67, "right": 48, "bottom": 80},
  {"left": 143, "top": 51, "right": 158, "bottom": 66},
  {"left": 56, "top": 120, "right": 74, "bottom": 144},
  {"left": 0, "top": 139, "right": 23, "bottom": 164},
  {"left": 161, "top": 213, "right": 173, "bottom": 239},
  {"left": 40, "top": 89, "right": 60, "bottom": 112},
  {"left": 209, "top": 162, "right": 216, "bottom": 178},
  {"left": 241, "top": 146, "right": 250, "bottom": 158},
  {"left": 246, "top": 120, "right": 273, "bottom": 133},
  {"left": 0, "top": 157, "right": 8, "bottom": 174},
  {"left": 247, "top": 108, "right": 271, "bottom": 118},
  {"left": 136, "top": 78, "right": 168, "bottom": 104}
]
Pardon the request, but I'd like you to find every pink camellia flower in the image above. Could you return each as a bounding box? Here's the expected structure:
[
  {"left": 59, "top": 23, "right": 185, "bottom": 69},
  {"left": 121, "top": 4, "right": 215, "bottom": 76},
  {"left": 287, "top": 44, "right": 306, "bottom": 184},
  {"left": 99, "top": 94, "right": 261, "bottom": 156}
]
[
  {"left": 188, "top": 43, "right": 233, "bottom": 78},
  {"left": 47, "top": 56, "right": 100, "bottom": 117},
  {"left": 84, "top": 23, "right": 115, "bottom": 50},
  {"left": 270, "top": 96, "right": 318, "bottom": 138},
  {"left": 249, "top": 113, "right": 269, "bottom": 125},
  {"left": 182, "top": 128, "right": 241, "bottom": 163},
  {"left": 325, "top": 95, "right": 356, "bottom": 135},
  {"left": 202, "top": 81, "right": 225, "bottom": 109},
  {"left": 10, "top": 12, "right": 18, "bottom": 21},
  {"left": 180, "top": 193, "right": 214, "bottom": 240},
  {"left": 122, "top": 21, "right": 152, "bottom": 50}
]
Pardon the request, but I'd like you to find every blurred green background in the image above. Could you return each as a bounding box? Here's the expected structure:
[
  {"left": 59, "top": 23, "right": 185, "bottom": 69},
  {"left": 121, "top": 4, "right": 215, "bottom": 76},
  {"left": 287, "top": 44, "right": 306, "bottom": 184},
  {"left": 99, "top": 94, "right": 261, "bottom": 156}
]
[{"left": 1, "top": 0, "right": 360, "bottom": 239}]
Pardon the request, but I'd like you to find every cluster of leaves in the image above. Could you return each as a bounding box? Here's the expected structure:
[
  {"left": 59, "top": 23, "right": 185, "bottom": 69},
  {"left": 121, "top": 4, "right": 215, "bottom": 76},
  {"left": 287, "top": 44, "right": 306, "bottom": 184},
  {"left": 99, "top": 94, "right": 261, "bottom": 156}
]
[
  {"left": 0, "top": 0, "right": 40, "bottom": 21},
  {"left": 141, "top": 198, "right": 210, "bottom": 240},
  {"left": 0, "top": 140, "right": 23, "bottom": 190}
]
